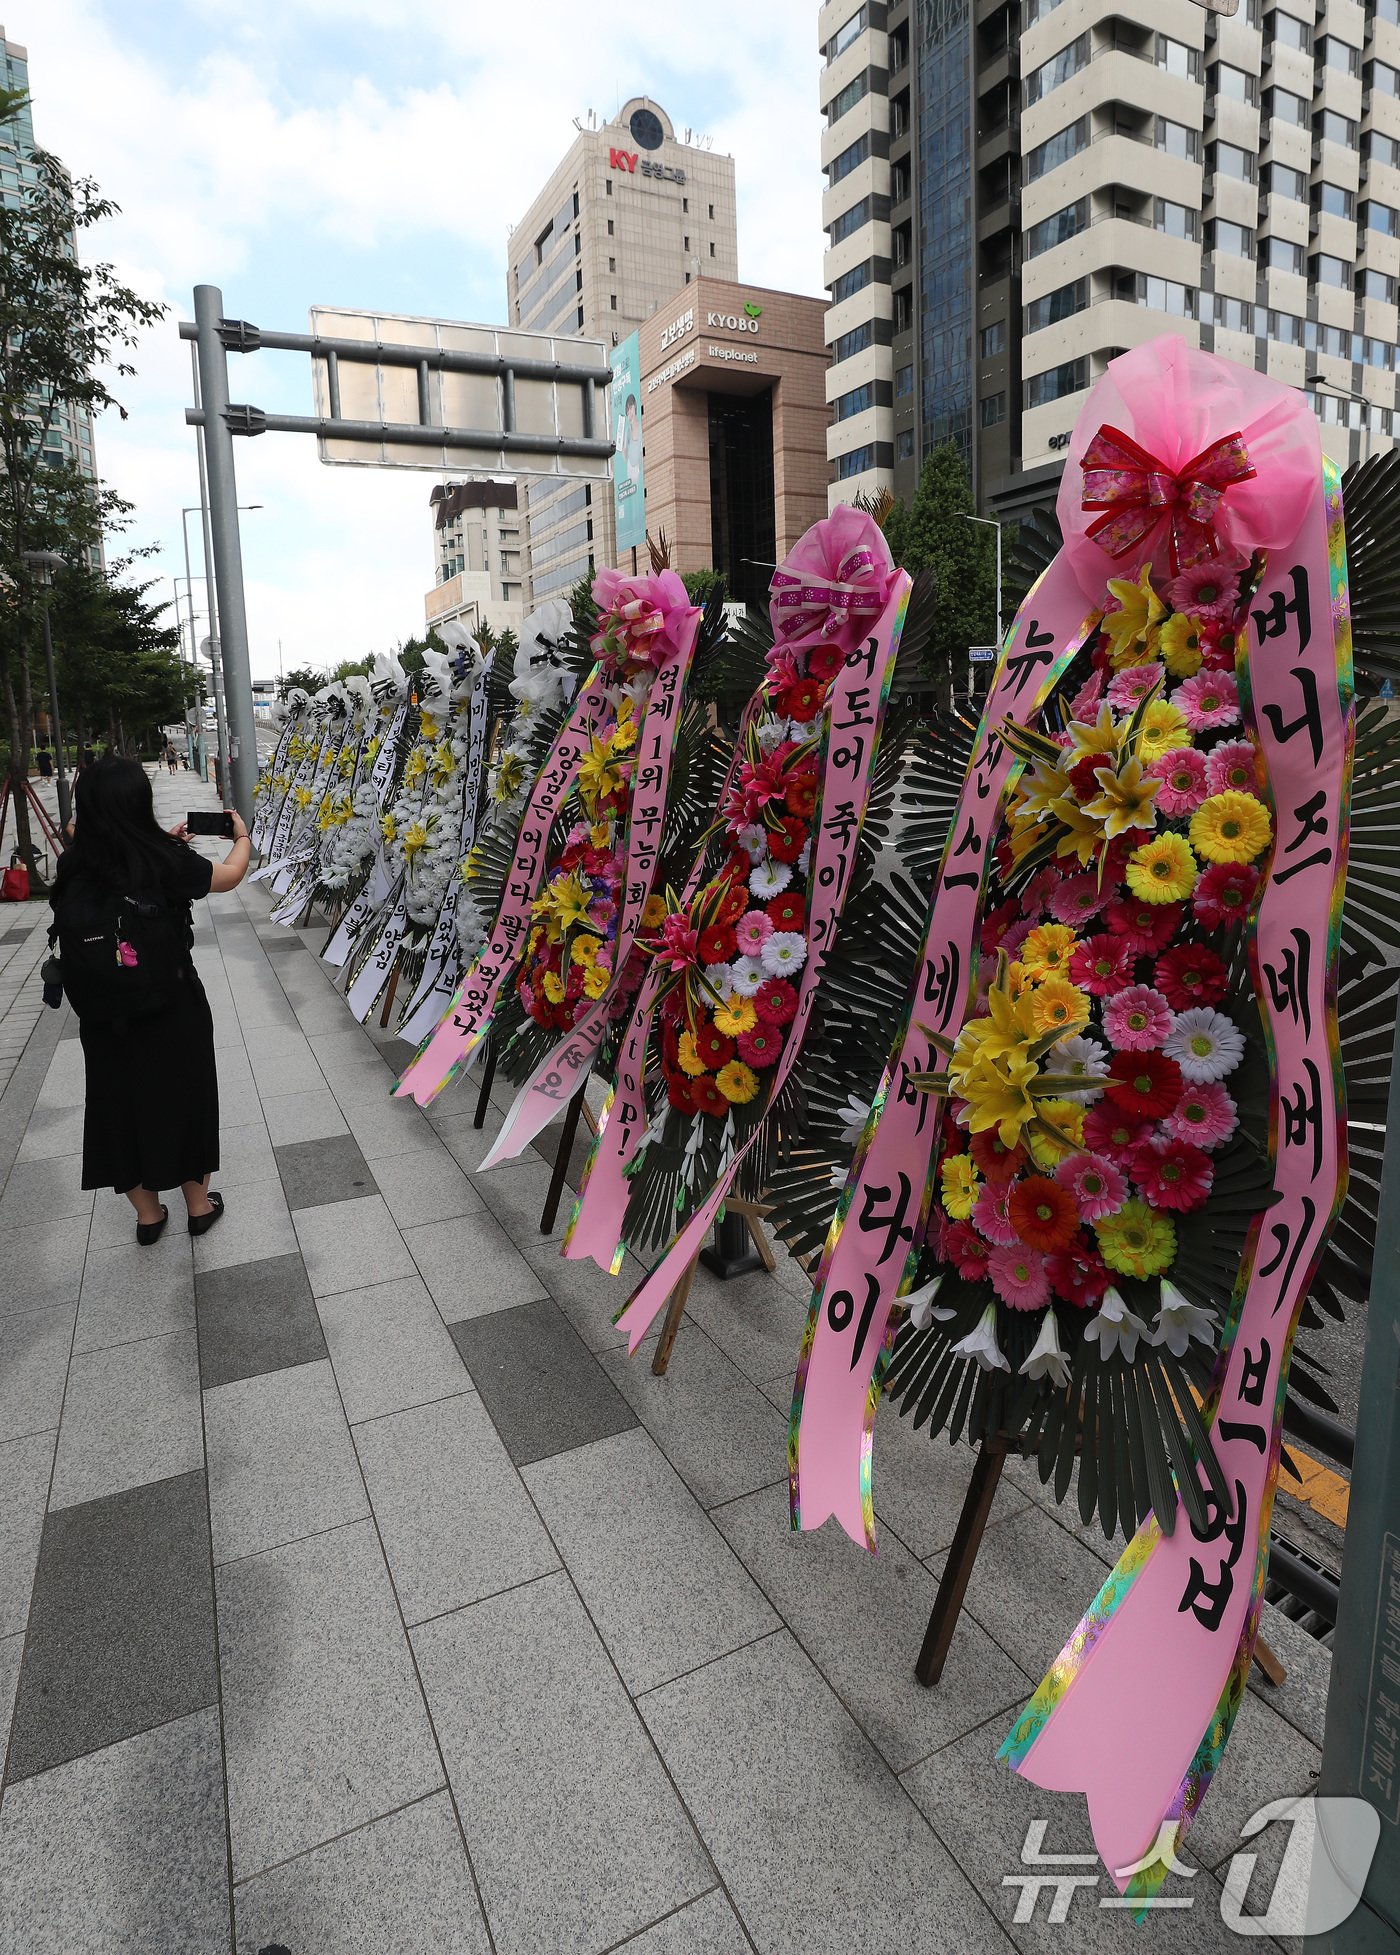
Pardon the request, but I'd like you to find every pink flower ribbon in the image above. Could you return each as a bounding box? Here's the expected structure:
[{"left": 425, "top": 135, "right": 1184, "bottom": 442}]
[
  {"left": 768, "top": 505, "right": 894, "bottom": 649},
  {"left": 1081, "top": 422, "right": 1256, "bottom": 575}
]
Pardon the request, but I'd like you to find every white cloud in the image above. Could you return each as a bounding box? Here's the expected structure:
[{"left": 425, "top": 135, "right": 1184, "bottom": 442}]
[{"left": 20, "top": 0, "right": 824, "bottom": 674}]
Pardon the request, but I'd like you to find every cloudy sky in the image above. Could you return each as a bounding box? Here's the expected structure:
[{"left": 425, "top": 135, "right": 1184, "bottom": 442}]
[{"left": 21, "top": 1, "right": 824, "bottom": 683}]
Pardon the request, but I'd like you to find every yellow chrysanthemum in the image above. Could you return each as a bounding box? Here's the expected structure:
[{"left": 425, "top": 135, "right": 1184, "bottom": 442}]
[
  {"left": 542, "top": 971, "right": 566, "bottom": 1005},
  {"left": 713, "top": 994, "right": 757, "bottom": 1037},
  {"left": 610, "top": 716, "right": 639, "bottom": 753},
  {"left": 380, "top": 814, "right": 397, "bottom": 844},
  {"left": 527, "top": 924, "right": 543, "bottom": 953},
  {"left": 292, "top": 786, "right": 313, "bottom": 810},
  {"left": 1020, "top": 922, "right": 1078, "bottom": 982},
  {"left": 417, "top": 713, "right": 440, "bottom": 740},
  {"left": 1158, "top": 612, "right": 1203, "bottom": 679},
  {"left": 1095, "top": 1199, "right": 1176, "bottom": 1278},
  {"left": 1137, "top": 698, "right": 1190, "bottom": 764},
  {"left": 1102, "top": 563, "right": 1167, "bottom": 667},
  {"left": 641, "top": 893, "right": 668, "bottom": 931},
  {"left": 716, "top": 1059, "right": 759, "bottom": 1105},
  {"left": 1003, "top": 960, "right": 1034, "bottom": 1003},
  {"left": 1028, "top": 1096, "right": 1086, "bottom": 1169},
  {"left": 677, "top": 1031, "right": 707, "bottom": 1077},
  {"left": 939, "top": 1152, "right": 979, "bottom": 1219},
  {"left": 582, "top": 963, "right": 610, "bottom": 999},
  {"left": 1030, "top": 975, "right": 1090, "bottom": 1038},
  {"left": 1126, "top": 831, "right": 1198, "bottom": 905},
  {"left": 1190, "top": 790, "right": 1272, "bottom": 865},
  {"left": 571, "top": 935, "right": 599, "bottom": 967}
]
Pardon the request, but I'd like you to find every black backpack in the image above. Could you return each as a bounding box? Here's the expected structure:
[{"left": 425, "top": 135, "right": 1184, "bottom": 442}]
[{"left": 49, "top": 880, "right": 189, "bottom": 1024}]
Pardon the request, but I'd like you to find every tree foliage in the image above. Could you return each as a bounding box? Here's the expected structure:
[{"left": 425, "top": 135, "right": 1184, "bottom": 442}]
[{"left": 881, "top": 443, "right": 998, "bottom": 690}]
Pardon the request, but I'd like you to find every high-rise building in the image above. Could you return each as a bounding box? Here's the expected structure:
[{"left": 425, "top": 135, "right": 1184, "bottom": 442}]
[
  {"left": 422, "top": 480, "right": 525, "bottom": 641},
  {"left": 820, "top": 0, "right": 1400, "bottom": 529},
  {"left": 505, "top": 98, "right": 738, "bottom": 604},
  {"left": 0, "top": 26, "right": 101, "bottom": 540}
]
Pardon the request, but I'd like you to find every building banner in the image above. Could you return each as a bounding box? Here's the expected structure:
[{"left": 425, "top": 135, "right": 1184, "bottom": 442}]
[{"left": 611, "top": 331, "right": 646, "bottom": 556}]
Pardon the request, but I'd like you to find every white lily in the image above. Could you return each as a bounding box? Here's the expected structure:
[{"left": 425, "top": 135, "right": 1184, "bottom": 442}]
[
  {"left": 1148, "top": 1280, "right": 1217, "bottom": 1358},
  {"left": 836, "top": 1092, "right": 872, "bottom": 1147},
  {"left": 1019, "top": 1307, "right": 1072, "bottom": 1389},
  {"left": 950, "top": 1302, "right": 1011, "bottom": 1373},
  {"left": 901, "top": 1275, "right": 954, "bottom": 1331},
  {"left": 1083, "top": 1285, "right": 1153, "bottom": 1363}
]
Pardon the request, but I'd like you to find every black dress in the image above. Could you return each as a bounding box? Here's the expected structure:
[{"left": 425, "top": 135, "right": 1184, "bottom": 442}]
[{"left": 56, "top": 850, "right": 221, "bottom": 1194}]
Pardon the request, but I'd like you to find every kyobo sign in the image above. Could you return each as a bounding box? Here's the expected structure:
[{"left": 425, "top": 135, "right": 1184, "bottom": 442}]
[{"left": 707, "top": 306, "right": 761, "bottom": 335}]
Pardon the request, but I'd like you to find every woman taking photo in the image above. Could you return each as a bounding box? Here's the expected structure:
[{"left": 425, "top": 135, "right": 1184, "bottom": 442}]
[{"left": 50, "top": 757, "right": 250, "bottom": 1244}]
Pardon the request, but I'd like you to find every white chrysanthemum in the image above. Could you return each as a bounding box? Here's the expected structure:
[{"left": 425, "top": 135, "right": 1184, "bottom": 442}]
[
  {"left": 760, "top": 931, "right": 807, "bottom": 978},
  {"left": 1163, "top": 1007, "right": 1245, "bottom": 1083},
  {"left": 1054, "top": 1032, "right": 1110, "bottom": 1102},
  {"left": 749, "top": 859, "right": 792, "bottom": 900},
  {"left": 727, "top": 955, "right": 767, "bottom": 997}
]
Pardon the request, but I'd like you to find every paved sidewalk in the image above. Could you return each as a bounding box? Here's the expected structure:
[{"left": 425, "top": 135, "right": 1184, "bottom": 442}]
[{"left": 0, "top": 770, "right": 1331, "bottom": 1953}]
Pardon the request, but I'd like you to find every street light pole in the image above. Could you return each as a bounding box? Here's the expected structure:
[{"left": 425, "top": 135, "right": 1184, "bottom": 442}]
[
  {"left": 957, "top": 511, "right": 1004, "bottom": 646},
  {"left": 169, "top": 573, "right": 199, "bottom": 773},
  {"left": 180, "top": 495, "right": 261, "bottom": 798},
  {"left": 21, "top": 549, "right": 70, "bottom": 831},
  {"left": 1303, "top": 370, "right": 1382, "bottom": 462}
]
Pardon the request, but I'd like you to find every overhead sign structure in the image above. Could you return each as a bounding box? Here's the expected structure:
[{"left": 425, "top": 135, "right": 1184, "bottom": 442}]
[{"left": 610, "top": 331, "right": 647, "bottom": 554}]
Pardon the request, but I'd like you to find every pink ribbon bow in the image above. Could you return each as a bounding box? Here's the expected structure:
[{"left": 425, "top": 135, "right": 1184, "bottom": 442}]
[
  {"left": 768, "top": 505, "right": 896, "bottom": 650},
  {"left": 1080, "top": 423, "right": 1256, "bottom": 575}
]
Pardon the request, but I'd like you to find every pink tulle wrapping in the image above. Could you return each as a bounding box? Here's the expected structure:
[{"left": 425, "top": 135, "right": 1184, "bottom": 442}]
[{"left": 768, "top": 504, "right": 897, "bottom": 651}]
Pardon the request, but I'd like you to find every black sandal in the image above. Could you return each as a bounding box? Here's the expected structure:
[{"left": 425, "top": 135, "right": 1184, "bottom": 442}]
[
  {"left": 188, "top": 1190, "right": 225, "bottom": 1237},
  {"left": 136, "top": 1205, "right": 169, "bottom": 1247}
]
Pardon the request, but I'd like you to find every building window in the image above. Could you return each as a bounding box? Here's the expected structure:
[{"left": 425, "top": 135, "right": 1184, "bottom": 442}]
[
  {"left": 1158, "top": 120, "right": 1202, "bottom": 162},
  {"left": 826, "top": 71, "right": 871, "bottom": 125},
  {"left": 1364, "top": 201, "right": 1400, "bottom": 238},
  {"left": 834, "top": 383, "right": 874, "bottom": 420},
  {"left": 683, "top": 235, "right": 689, "bottom": 249},
  {"left": 1317, "top": 182, "right": 1356, "bottom": 221},
  {"left": 1313, "top": 322, "right": 1355, "bottom": 358},
  {"left": 833, "top": 321, "right": 875, "bottom": 361},
  {"left": 980, "top": 321, "right": 1005, "bottom": 358},
  {"left": 1134, "top": 274, "right": 1197, "bottom": 318},
  {"left": 1366, "top": 337, "right": 1397, "bottom": 369},
  {"left": 1212, "top": 294, "right": 1253, "bottom": 332},
  {"left": 1023, "top": 276, "right": 1087, "bottom": 333},
  {"left": 607, "top": 218, "right": 614, "bottom": 235},
  {"left": 895, "top": 362, "right": 914, "bottom": 395},
  {"left": 1260, "top": 235, "right": 1304, "bottom": 274},
  {"left": 606, "top": 179, "right": 612, "bottom": 196},
  {"left": 1318, "top": 36, "right": 1361, "bottom": 78},
  {"left": 1157, "top": 36, "right": 1200, "bottom": 80},
  {"left": 1025, "top": 197, "right": 1089, "bottom": 257},
  {"left": 1317, "top": 110, "right": 1358, "bottom": 149},
  {"left": 836, "top": 444, "right": 876, "bottom": 479},
  {"left": 979, "top": 392, "right": 1007, "bottom": 427},
  {"left": 1026, "top": 117, "right": 1088, "bottom": 184},
  {"left": 1313, "top": 253, "right": 1350, "bottom": 289},
  {"left": 1265, "top": 88, "right": 1309, "bottom": 128},
  {"left": 827, "top": 133, "right": 871, "bottom": 184},
  {"left": 896, "top": 429, "right": 915, "bottom": 460},
  {"left": 827, "top": 5, "right": 867, "bottom": 61},
  {"left": 1368, "top": 132, "right": 1400, "bottom": 170},
  {"left": 709, "top": 241, "right": 716, "bottom": 256},
  {"left": 1212, "top": 219, "right": 1254, "bottom": 257},
  {"left": 1370, "top": 60, "right": 1400, "bottom": 99},
  {"left": 829, "top": 197, "right": 870, "bottom": 245},
  {"left": 608, "top": 257, "right": 616, "bottom": 272},
  {"left": 682, "top": 198, "right": 689, "bottom": 213},
  {"left": 1359, "top": 268, "right": 1398, "bottom": 303},
  {"left": 1024, "top": 358, "right": 1088, "bottom": 408},
  {"left": 610, "top": 294, "right": 617, "bottom": 309},
  {"left": 1269, "top": 12, "right": 1310, "bottom": 53},
  {"left": 1024, "top": 33, "right": 1089, "bottom": 106},
  {"left": 1268, "top": 310, "right": 1305, "bottom": 346},
  {"left": 1214, "top": 63, "right": 1257, "bottom": 105},
  {"left": 1212, "top": 140, "right": 1255, "bottom": 182},
  {"left": 1155, "top": 199, "right": 1200, "bottom": 240},
  {"left": 830, "top": 260, "right": 874, "bottom": 304},
  {"left": 893, "top": 287, "right": 912, "bottom": 334},
  {"left": 1264, "top": 162, "right": 1307, "bottom": 203}
]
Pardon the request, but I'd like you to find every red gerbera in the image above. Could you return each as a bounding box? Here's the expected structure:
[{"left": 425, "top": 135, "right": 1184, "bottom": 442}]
[
  {"left": 693, "top": 1020, "right": 736, "bottom": 1070},
  {"left": 1154, "top": 943, "right": 1228, "bottom": 1011},
  {"left": 715, "top": 878, "right": 749, "bottom": 926},
  {"left": 944, "top": 1220, "right": 991, "bottom": 1280},
  {"left": 1131, "top": 1137, "right": 1213, "bottom": 1212},
  {"left": 1046, "top": 1242, "right": 1112, "bottom": 1309},
  {"left": 1105, "top": 1050, "right": 1184, "bottom": 1121},
  {"left": 1193, "top": 861, "right": 1259, "bottom": 929},
  {"left": 784, "top": 677, "right": 825, "bottom": 722},
  {"left": 698, "top": 922, "right": 738, "bottom": 966},
  {"left": 969, "top": 1128, "right": 1027, "bottom": 1184},
  {"left": 785, "top": 772, "right": 818, "bottom": 819},
  {"left": 1007, "top": 1174, "right": 1080, "bottom": 1253},
  {"left": 1083, "top": 1102, "right": 1151, "bottom": 1157},
  {"left": 1068, "top": 933, "right": 1136, "bottom": 998},
  {"left": 693, "top": 1075, "right": 728, "bottom": 1117},
  {"left": 754, "top": 978, "right": 798, "bottom": 1026},
  {"left": 979, "top": 897, "right": 1021, "bottom": 957},
  {"left": 767, "top": 813, "right": 807, "bottom": 863},
  {"left": 1105, "top": 898, "right": 1182, "bottom": 954},
  {"left": 738, "top": 1024, "right": 782, "bottom": 1069},
  {"left": 766, "top": 890, "right": 806, "bottom": 932},
  {"left": 994, "top": 837, "right": 1015, "bottom": 880},
  {"left": 806, "top": 644, "right": 845, "bottom": 683},
  {"left": 667, "top": 1072, "right": 698, "bottom": 1112}
]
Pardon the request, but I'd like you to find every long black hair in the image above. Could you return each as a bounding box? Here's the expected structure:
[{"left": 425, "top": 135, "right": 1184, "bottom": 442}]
[{"left": 56, "top": 757, "right": 192, "bottom": 896}]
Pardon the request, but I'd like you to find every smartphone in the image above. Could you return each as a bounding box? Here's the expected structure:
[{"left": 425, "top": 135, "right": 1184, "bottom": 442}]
[{"left": 187, "top": 810, "right": 235, "bottom": 839}]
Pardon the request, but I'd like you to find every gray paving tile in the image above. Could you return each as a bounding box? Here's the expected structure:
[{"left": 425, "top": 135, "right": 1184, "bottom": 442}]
[
  {"left": 520, "top": 1237, "right": 652, "bottom": 1350},
  {"left": 87, "top": 1184, "right": 150, "bottom": 1251},
  {"left": 260, "top": 932, "right": 309, "bottom": 955},
  {"left": 0, "top": 1304, "right": 72, "bottom": 1445},
  {"left": 308, "top": 1029, "right": 388, "bottom": 1069},
  {"left": 714, "top": 1482, "right": 1030, "bottom": 1773},
  {"left": 0, "top": 1218, "right": 85, "bottom": 1320},
  {"left": 0, "top": 1633, "right": 20, "bottom": 1761},
  {"left": 319, "top": 1053, "right": 401, "bottom": 1105},
  {"left": 448, "top": 1296, "right": 637, "bottom": 1467},
  {"left": 232, "top": 1791, "right": 489, "bottom": 1955},
  {"left": 243, "top": 1021, "right": 314, "bottom": 1058},
  {"left": 32, "top": 1044, "right": 86, "bottom": 1109},
  {"left": 341, "top": 1093, "right": 442, "bottom": 1159},
  {"left": 617, "top": 1890, "right": 750, "bottom": 1954},
  {"left": 524, "top": 1429, "right": 778, "bottom": 1694},
  {"left": 683, "top": 1264, "right": 808, "bottom": 1388},
  {"left": 192, "top": 1174, "right": 299, "bottom": 1275},
  {"left": 195, "top": 1250, "right": 328, "bottom": 1390},
  {"left": 275, "top": 1131, "right": 378, "bottom": 1210},
  {"left": 5, "top": 1471, "right": 216, "bottom": 1783},
  {"left": 413, "top": 1571, "right": 709, "bottom": 1955},
  {"left": 1171, "top": 1685, "right": 1321, "bottom": 1875},
  {"left": 318, "top": 1272, "right": 469, "bottom": 1423},
  {"left": 49, "top": 1328, "right": 202, "bottom": 1510},
  {"left": 263, "top": 1086, "right": 349, "bottom": 1145},
  {"left": 369, "top": 1144, "right": 484, "bottom": 1229},
  {"left": 205, "top": 1358, "right": 367, "bottom": 1563},
  {"left": 217, "top": 1518, "right": 441, "bottom": 1879},
  {"left": 403, "top": 1208, "right": 551, "bottom": 1320},
  {"left": 218, "top": 1075, "right": 266, "bottom": 1126},
  {"left": 1245, "top": 1600, "right": 1332, "bottom": 1750},
  {"left": 73, "top": 1235, "right": 195, "bottom": 1354},
  {"left": 0, "top": 1429, "right": 55, "bottom": 1638},
  {"left": 212, "top": 1118, "right": 277, "bottom": 1191},
  {"left": 599, "top": 1322, "right": 788, "bottom": 1509},
  {"left": 13, "top": 1099, "right": 84, "bottom": 1162},
  {"left": 295, "top": 1193, "right": 415, "bottom": 1298},
  {"left": 432, "top": 1109, "right": 506, "bottom": 1172},
  {"left": 0, "top": 1154, "right": 93, "bottom": 1229},
  {"left": 474, "top": 1155, "right": 574, "bottom": 1241},
  {"left": 640, "top": 1630, "right": 1011, "bottom": 1955},
  {"left": 0, "top": 1708, "right": 230, "bottom": 1955},
  {"left": 248, "top": 1046, "right": 327, "bottom": 1097}
]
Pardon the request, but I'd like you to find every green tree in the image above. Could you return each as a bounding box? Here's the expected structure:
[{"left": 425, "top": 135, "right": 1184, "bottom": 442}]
[
  {"left": 47, "top": 563, "right": 185, "bottom": 755},
  {"left": 880, "top": 443, "right": 997, "bottom": 698},
  {"left": 278, "top": 666, "right": 326, "bottom": 700}
]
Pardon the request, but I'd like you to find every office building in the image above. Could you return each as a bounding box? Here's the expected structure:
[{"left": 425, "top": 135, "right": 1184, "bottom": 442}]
[
  {"left": 819, "top": 0, "right": 1400, "bottom": 528},
  {"left": 506, "top": 97, "right": 738, "bottom": 603},
  {"left": 422, "top": 480, "right": 525, "bottom": 641},
  {"left": 627, "top": 277, "right": 831, "bottom": 604}
]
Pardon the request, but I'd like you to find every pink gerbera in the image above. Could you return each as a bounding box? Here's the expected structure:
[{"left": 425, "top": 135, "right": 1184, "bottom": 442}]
[
  {"left": 733, "top": 909, "right": 773, "bottom": 958},
  {"left": 1165, "top": 1079, "right": 1238, "bottom": 1149},
  {"left": 1047, "top": 870, "right": 1111, "bottom": 927},
  {"left": 1205, "top": 738, "right": 1261, "bottom": 798},
  {"left": 1103, "top": 983, "right": 1174, "bottom": 1051},
  {"left": 1054, "top": 1150, "right": 1127, "bottom": 1222},
  {"left": 1020, "top": 865, "right": 1060, "bottom": 918},
  {"left": 1174, "top": 670, "right": 1240, "bottom": 733},
  {"left": 1131, "top": 1137, "right": 1214, "bottom": 1212},
  {"left": 1105, "top": 899, "right": 1182, "bottom": 954},
  {"left": 987, "top": 1242, "right": 1050, "bottom": 1312},
  {"left": 944, "top": 1220, "right": 991, "bottom": 1281},
  {"left": 972, "top": 1180, "right": 1020, "bottom": 1246},
  {"left": 1194, "top": 861, "right": 1259, "bottom": 929},
  {"left": 1107, "top": 663, "right": 1165, "bottom": 712},
  {"left": 1070, "top": 669, "right": 1107, "bottom": 719},
  {"left": 1165, "top": 560, "right": 1243, "bottom": 625},
  {"left": 1148, "top": 746, "right": 1209, "bottom": 816},
  {"left": 999, "top": 916, "right": 1034, "bottom": 963},
  {"left": 1069, "top": 932, "right": 1135, "bottom": 998},
  {"left": 1083, "top": 1102, "right": 1151, "bottom": 1158}
]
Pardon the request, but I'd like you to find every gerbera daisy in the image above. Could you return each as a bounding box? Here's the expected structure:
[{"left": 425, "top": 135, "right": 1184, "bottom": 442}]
[
  {"left": 693, "top": 1076, "right": 727, "bottom": 1117},
  {"left": 940, "top": 1152, "right": 979, "bottom": 1220},
  {"left": 1046, "top": 1243, "right": 1113, "bottom": 1308},
  {"left": 754, "top": 977, "right": 798, "bottom": 1025},
  {"left": 1175, "top": 670, "right": 1241, "bottom": 733},
  {"left": 1157, "top": 612, "right": 1203, "bottom": 679},
  {"left": 969, "top": 1128, "right": 1028, "bottom": 1182},
  {"left": 1148, "top": 746, "right": 1209, "bottom": 817},
  {"left": 676, "top": 1031, "right": 707, "bottom": 1078},
  {"left": 767, "top": 814, "right": 808, "bottom": 864},
  {"left": 1047, "top": 871, "right": 1110, "bottom": 927},
  {"left": 1205, "top": 739, "right": 1261, "bottom": 799},
  {"left": 698, "top": 922, "right": 737, "bottom": 966},
  {"left": 1030, "top": 975, "right": 1091, "bottom": 1037},
  {"left": 1193, "top": 861, "right": 1259, "bottom": 929},
  {"left": 760, "top": 930, "right": 807, "bottom": 978},
  {"left": 1166, "top": 559, "right": 1242, "bottom": 624},
  {"left": 944, "top": 1221, "right": 992, "bottom": 1282},
  {"left": 716, "top": 1059, "right": 760, "bottom": 1105},
  {"left": 1052, "top": 1032, "right": 1110, "bottom": 1101},
  {"left": 694, "top": 1020, "right": 735, "bottom": 1069},
  {"left": 1106, "top": 662, "right": 1165, "bottom": 713},
  {"left": 1103, "top": 983, "right": 1174, "bottom": 1051},
  {"left": 1126, "top": 832, "right": 1198, "bottom": 906},
  {"left": 749, "top": 859, "right": 793, "bottom": 900},
  {"left": 1055, "top": 1150, "right": 1128, "bottom": 1222},
  {"left": 1083, "top": 1102, "right": 1151, "bottom": 1157},
  {"left": 726, "top": 956, "right": 766, "bottom": 998},
  {"left": 766, "top": 890, "right": 805, "bottom": 933},
  {"left": 733, "top": 910, "right": 773, "bottom": 957},
  {"left": 987, "top": 1242, "right": 1051, "bottom": 1311},
  {"left": 1163, "top": 1006, "right": 1245, "bottom": 1082},
  {"left": 1070, "top": 669, "right": 1108, "bottom": 720},
  {"left": 980, "top": 897, "right": 1022, "bottom": 956},
  {"left": 667, "top": 1071, "right": 699, "bottom": 1112},
  {"left": 1027, "top": 1097, "right": 1087, "bottom": 1168},
  {"left": 713, "top": 993, "right": 758, "bottom": 1037},
  {"left": 1020, "top": 922, "right": 1079, "bottom": 982},
  {"left": 1104, "top": 1049, "right": 1184, "bottom": 1120},
  {"left": 737, "top": 1024, "right": 782, "bottom": 1069},
  {"left": 1190, "top": 790, "right": 1273, "bottom": 865},
  {"left": 1094, "top": 1198, "right": 1176, "bottom": 1279},
  {"left": 1131, "top": 1137, "right": 1214, "bottom": 1212},
  {"left": 1069, "top": 933, "right": 1135, "bottom": 997},
  {"left": 1165, "top": 1079, "right": 1238, "bottom": 1149},
  {"left": 1008, "top": 1174, "right": 1080, "bottom": 1253},
  {"left": 1105, "top": 897, "right": 1182, "bottom": 954},
  {"left": 972, "top": 1179, "right": 1020, "bottom": 1245},
  {"left": 785, "top": 771, "right": 818, "bottom": 818},
  {"left": 1137, "top": 698, "right": 1191, "bottom": 766},
  {"left": 1019, "top": 865, "right": 1061, "bottom": 919},
  {"left": 1154, "top": 944, "right": 1228, "bottom": 1011}
]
